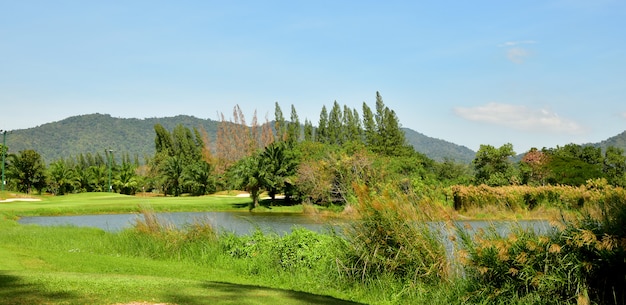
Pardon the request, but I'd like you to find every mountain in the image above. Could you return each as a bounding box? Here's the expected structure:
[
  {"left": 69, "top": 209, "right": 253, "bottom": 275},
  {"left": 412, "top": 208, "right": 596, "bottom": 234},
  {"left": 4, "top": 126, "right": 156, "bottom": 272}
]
[
  {"left": 589, "top": 130, "right": 626, "bottom": 152},
  {"left": 402, "top": 128, "right": 475, "bottom": 163},
  {"left": 5, "top": 113, "right": 475, "bottom": 163},
  {"left": 6, "top": 114, "right": 219, "bottom": 163}
]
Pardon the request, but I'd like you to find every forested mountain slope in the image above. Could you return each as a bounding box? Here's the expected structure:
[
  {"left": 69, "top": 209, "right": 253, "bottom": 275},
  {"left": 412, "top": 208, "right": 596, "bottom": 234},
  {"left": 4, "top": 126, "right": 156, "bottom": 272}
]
[
  {"left": 589, "top": 130, "right": 626, "bottom": 152},
  {"left": 6, "top": 114, "right": 219, "bottom": 163},
  {"left": 7, "top": 113, "right": 474, "bottom": 163}
]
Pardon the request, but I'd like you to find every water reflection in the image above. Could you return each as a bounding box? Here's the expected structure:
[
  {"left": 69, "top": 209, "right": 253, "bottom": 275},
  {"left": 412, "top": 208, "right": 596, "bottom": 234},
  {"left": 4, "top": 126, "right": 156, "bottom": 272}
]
[{"left": 18, "top": 212, "right": 344, "bottom": 235}]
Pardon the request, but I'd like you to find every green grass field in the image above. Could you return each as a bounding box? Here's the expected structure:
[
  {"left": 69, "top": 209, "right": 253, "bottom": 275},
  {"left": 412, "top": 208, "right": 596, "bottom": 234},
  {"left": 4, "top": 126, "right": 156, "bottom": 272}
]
[
  {"left": 0, "top": 192, "right": 307, "bottom": 217},
  {"left": 0, "top": 192, "right": 364, "bottom": 305}
]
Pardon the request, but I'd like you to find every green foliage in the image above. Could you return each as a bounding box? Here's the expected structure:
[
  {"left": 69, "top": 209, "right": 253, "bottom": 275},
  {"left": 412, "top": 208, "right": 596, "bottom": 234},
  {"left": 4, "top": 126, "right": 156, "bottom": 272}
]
[
  {"left": 339, "top": 184, "right": 449, "bottom": 284},
  {"left": 47, "top": 159, "right": 78, "bottom": 195},
  {"left": 473, "top": 143, "right": 517, "bottom": 186},
  {"left": 7, "top": 149, "right": 47, "bottom": 194},
  {"left": 459, "top": 188, "right": 626, "bottom": 304}
]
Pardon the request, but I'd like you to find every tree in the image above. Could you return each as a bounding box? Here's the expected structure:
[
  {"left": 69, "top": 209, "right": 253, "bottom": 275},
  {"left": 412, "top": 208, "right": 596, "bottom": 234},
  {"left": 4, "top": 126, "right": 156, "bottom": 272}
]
[
  {"left": 603, "top": 146, "right": 626, "bottom": 186},
  {"left": 274, "top": 102, "right": 286, "bottom": 141},
  {"left": 48, "top": 159, "right": 78, "bottom": 195},
  {"left": 519, "top": 148, "right": 549, "bottom": 185},
  {"left": 228, "top": 154, "right": 267, "bottom": 210},
  {"left": 114, "top": 162, "right": 138, "bottom": 195},
  {"left": 184, "top": 160, "right": 215, "bottom": 195},
  {"left": 362, "top": 102, "right": 376, "bottom": 147},
  {"left": 303, "top": 119, "right": 314, "bottom": 142},
  {"left": 544, "top": 144, "right": 604, "bottom": 185},
  {"left": 317, "top": 106, "right": 329, "bottom": 143},
  {"left": 472, "top": 143, "right": 516, "bottom": 186},
  {"left": 259, "top": 142, "right": 299, "bottom": 201},
  {"left": 286, "top": 104, "right": 301, "bottom": 143},
  {"left": 154, "top": 124, "right": 173, "bottom": 155},
  {"left": 161, "top": 155, "right": 184, "bottom": 196},
  {"left": 7, "top": 150, "right": 47, "bottom": 194},
  {"left": 327, "top": 101, "right": 343, "bottom": 145},
  {"left": 368, "top": 92, "right": 409, "bottom": 156}
]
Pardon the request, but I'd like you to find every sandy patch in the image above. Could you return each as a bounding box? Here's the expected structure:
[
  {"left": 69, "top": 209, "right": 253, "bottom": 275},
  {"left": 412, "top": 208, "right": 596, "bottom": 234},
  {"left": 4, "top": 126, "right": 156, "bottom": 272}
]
[{"left": 0, "top": 198, "right": 42, "bottom": 203}]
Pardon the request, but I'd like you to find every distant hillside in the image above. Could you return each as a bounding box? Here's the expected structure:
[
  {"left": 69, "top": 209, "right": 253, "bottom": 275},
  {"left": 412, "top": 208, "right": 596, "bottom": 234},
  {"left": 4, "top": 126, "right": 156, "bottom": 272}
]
[
  {"left": 6, "top": 113, "right": 475, "bottom": 163},
  {"left": 6, "top": 114, "right": 219, "bottom": 163},
  {"left": 589, "top": 130, "right": 626, "bottom": 152},
  {"left": 402, "top": 128, "right": 475, "bottom": 163}
]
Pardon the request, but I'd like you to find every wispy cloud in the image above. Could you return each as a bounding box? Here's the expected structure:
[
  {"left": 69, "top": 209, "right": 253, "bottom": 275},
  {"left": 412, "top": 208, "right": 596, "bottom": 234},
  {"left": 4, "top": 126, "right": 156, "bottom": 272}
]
[
  {"left": 499, "top": 40, "right": 537, "bottom": 64},
  {"left": 506, "top": 47, "right": 530, "bottom": 64},
  {"left": 454, "top": 102, "right": 585, "bottom": 134},
  {"left": 498, "top": 40, "right": 537, "bottom": 47},
  {"left": 622, "top": 112, "right": 626, "bottom": 119}
]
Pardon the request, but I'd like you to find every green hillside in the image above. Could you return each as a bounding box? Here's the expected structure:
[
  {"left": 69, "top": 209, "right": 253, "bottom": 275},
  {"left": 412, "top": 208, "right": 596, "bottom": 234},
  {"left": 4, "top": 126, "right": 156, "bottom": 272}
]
[
  {"left": 6, "top": 114, "right": 219, "bottom": 163},
  {"left": 5, "top": 113, "right": 474, "bottom": 163},
  {"left": 402, "top": 128, "right": 475, "bottom": 163},
  {"left": 590, "top": 130, "right": 626, "bottom": 152}
]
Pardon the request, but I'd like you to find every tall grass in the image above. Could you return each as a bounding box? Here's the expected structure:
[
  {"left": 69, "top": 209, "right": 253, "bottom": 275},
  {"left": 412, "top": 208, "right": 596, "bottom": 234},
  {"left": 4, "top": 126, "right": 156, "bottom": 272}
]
[
  {"left": 451, "top": 179, "right": 614, "bottom": 213},
  {"left": 458, "top": 186, "right": 626, "bottom": 305},
  {"left": 338, "top": 183, "right": 450, "bottom": 285}
]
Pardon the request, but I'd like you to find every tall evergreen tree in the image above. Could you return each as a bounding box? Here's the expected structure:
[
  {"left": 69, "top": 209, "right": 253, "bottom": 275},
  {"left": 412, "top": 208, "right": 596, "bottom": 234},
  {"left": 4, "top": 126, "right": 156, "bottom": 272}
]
[
  {"left": 274, "top": 102, "right": 286, "bottom": 141},
  {"left": 328, "top": 101, "right": 343, "bottom": 145},
  {"left": 287, "top": 104, "right": 301, "bottom": 143},
  {"left": 154, "top": 124, "right": 173, "bottom": 155},
  {"left": 362, "top": 102, "right": 376, "bottom": 147},
  {"left": 317, "top": 106, "right": 329, "bottom": 143},
  {"left": 303, "top": 119, "right": 314, "bottom": 142}
]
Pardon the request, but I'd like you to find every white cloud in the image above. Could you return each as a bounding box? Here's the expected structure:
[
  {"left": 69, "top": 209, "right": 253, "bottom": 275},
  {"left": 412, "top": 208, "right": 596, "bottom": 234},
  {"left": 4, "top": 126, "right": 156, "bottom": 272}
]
[
  {"left": 498, "top": 40, "right": 537, "bottom": 47},
  {"left": 622, "top": 112, "right": 626, "bottom": 119},
  {"left": 454, "top": 102, "right": 585, "bottom": 134}
]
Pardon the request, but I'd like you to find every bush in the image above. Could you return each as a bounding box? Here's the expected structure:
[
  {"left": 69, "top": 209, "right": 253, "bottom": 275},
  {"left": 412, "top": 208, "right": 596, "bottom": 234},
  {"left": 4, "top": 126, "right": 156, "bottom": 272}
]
[{"left": 459, "top": 186, "right": 626, "bottom": 304}]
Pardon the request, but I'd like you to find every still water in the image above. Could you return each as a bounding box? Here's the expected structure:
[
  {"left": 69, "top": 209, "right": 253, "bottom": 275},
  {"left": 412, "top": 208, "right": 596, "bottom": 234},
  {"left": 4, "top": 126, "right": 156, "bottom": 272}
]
[
  {"left": 18, "top": 212, "right": 344, "bottom": 235},
  {"left": 18, "top": 212, "right": 553, "bottom": 237}
]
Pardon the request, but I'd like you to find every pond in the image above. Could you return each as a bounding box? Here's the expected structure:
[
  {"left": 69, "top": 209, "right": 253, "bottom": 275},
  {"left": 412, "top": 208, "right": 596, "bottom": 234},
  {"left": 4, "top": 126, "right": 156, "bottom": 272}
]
[
  {"left": 18, "top": 211, "right": 345, "bottom": 235},
  {"left": 18, "top": 212, "right": 553, "bottom": 238}
]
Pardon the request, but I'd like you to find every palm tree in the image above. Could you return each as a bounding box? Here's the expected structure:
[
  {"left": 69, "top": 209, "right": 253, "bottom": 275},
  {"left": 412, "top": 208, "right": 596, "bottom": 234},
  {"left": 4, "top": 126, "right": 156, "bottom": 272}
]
[
  {"left": 184, "top": 161, "right": 214, "bottom": 196},
  {"left": 228, "top": 154, "right": 266, "bottom": 210},
  {"left": 48, "top": 160, "right": 78, "bottom": 195},
  {"left": 88, "top": 165, "right": 108, "bottom": 192},
  {"left": 7, "top": 150, "right": 47, "bottom": 194},
  {"left": 114, "top": 162, "right": 138, "bottom": 195},
  {"left": 161, "top": 155, "right": 184, "bottom": 196},
  {"left": 260, "top": 142, "right": 298, "bottom": 201}
]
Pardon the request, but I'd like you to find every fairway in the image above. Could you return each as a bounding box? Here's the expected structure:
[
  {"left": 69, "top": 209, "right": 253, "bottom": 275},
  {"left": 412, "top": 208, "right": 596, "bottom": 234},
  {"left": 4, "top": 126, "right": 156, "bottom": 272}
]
[
  {"left": 0, "top": 193, "right": 362, "bottom": 305},
  {"left": 0, "top": 192, "right": 305, "bottom": 217}
]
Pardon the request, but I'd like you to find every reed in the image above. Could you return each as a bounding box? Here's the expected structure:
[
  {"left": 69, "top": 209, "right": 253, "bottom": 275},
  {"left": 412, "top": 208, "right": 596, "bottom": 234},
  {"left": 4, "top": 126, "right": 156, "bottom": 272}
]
[{"left": 338, "top": 183, "right": 450, "bottom": 285}]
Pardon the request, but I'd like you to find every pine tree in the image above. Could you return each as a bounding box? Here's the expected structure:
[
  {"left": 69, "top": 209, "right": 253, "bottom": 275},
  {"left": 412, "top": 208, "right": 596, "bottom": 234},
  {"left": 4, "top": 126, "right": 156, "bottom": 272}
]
[
  {"left": 362, "top": 102, "right": 376, "bottom": 147},
  {"left": 328, "top": 101, "right": 343, "bottom": 145},
  {"left": 287, "top": 104, "right": 301, "bottom": 143},
  {"left": 317, "top": 106, "right": 329, "bottom": 143},
  {"left": 303, "top": 119, "right": 314, "bottom": 141},
  {"left": 274, "top": 102, "right": 286, "bottom": 141}
]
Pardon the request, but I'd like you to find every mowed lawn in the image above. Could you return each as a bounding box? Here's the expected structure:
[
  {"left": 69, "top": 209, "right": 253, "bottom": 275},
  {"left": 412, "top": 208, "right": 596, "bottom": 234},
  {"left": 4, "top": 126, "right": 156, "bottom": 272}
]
[{"left": 0, "top": 192, "right": 360, "bottom": 305}]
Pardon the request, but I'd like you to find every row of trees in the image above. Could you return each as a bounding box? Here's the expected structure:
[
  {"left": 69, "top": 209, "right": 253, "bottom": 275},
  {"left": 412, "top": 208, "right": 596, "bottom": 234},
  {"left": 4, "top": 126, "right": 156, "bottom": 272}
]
[
  {"left": 473, "top": 143, "right": 626, "bottom": 187},
  {"left": 2, "top": 91, "right": 625, "bottom": 204}
]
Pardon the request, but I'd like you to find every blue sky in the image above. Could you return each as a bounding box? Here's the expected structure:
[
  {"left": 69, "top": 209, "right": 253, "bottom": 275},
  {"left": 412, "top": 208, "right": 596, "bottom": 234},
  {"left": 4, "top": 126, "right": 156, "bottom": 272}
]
[{"left": 2, "top": 0, "right": 625, "bottom": 153}]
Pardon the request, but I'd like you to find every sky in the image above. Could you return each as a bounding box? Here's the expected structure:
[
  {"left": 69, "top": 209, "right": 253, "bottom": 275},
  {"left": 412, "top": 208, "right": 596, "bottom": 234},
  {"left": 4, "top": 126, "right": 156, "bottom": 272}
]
[{"left": 1, "top": 0, "right": 625, "bottom": 153}]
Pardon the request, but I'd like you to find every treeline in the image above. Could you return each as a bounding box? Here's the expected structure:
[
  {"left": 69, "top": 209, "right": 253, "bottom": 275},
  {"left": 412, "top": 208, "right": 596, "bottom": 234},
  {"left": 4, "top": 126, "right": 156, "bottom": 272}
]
[
  {"left": 1, "top": 93, "right": 461, "bottom": 205},
  {"left": 2, "top": 92, "right": 626, "bottom": 209},
  {"left": 473, "top": 142, "right": 626, "bottom": 187}
]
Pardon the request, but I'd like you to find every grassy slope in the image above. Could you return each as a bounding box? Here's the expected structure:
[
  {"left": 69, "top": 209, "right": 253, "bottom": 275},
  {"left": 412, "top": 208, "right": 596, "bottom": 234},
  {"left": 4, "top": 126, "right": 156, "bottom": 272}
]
[{"left": 0, "top": 193, "right": 359, "bottom": 305}]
